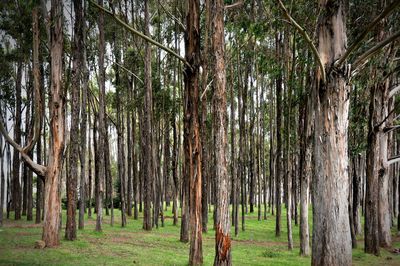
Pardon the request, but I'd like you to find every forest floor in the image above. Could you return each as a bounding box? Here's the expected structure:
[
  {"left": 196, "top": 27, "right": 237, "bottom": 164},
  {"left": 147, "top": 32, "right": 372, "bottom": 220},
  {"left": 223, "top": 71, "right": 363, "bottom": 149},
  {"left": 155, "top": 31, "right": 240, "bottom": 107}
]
[{"left": 0, "top": 207, "right": 400, "bottom": 265}]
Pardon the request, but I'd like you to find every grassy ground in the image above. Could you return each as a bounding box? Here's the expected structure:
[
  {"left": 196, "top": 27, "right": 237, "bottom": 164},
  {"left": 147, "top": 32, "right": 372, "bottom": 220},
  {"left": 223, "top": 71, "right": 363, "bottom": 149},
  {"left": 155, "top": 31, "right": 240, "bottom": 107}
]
[{"left": 0, "top": 207, "right": 399, "bottom": 265}]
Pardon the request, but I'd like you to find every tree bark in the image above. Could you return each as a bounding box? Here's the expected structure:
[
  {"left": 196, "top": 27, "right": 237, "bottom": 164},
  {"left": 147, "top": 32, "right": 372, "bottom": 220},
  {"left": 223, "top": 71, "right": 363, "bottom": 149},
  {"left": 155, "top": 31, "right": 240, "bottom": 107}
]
[
  {"left": 42, "top": 0, "right": 65, "bottom": 246},
  {"left": 96, "top": 0, "right": 106, "bottom": 232},
  {"left": 142, "top": 0, "right": 153, "bottom": 231},
  {"left": 312, "top": 1, "right": 351, "bottom": 264},
  {"left": 212, "top": 1, "right": 232, "bottom": 264}
]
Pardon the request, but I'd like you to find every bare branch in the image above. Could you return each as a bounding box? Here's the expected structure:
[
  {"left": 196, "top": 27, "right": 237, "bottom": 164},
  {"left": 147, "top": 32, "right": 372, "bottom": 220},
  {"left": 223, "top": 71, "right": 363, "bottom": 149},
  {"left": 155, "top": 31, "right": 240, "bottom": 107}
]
[
  {"left": 389, "top": 84, "right": 400, "bottom": 98},
  {"left": 335, "top": 0, "right": 400, "bottom": 67},
  {"left": 113, "top": 61, "right": 143, "bottom": 84},
  {"left": 384, "top": 125, "right": 400, "bottom": 133},
  {"left": 89, "top": 0, "right": 190, "bottom": 68},
  {"left": 352, "top": 29, "right": 400, "bottom": 74},
  {"left": 388, "top": 154, "right": 400, "bottom": 165},
  {"left": 159, "top": 1, "right": 186, "bottom": 31},
  {"left": 225, "top": 1, "right": 243, "bottom": 10},
  {"left": 276, "top": 0, "right": 326, "bottom": 83},
  {"left": 0, "top": 112, "right": 46, "bottom": 177}
]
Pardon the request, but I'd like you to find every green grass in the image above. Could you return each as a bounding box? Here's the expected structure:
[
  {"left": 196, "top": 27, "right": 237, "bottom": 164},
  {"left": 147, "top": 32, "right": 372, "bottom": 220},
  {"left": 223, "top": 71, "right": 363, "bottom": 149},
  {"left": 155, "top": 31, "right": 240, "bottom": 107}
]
[{"left": 0, "top": 207, "right": 399, "bottom": 265}]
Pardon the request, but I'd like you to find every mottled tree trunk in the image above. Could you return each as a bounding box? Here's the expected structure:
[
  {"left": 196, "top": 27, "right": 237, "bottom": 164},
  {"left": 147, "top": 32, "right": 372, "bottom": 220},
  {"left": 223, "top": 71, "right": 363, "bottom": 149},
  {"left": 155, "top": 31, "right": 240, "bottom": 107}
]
[
  {"left": 312, "top": 1, "right": 351, "bottom": 264},
  {"left": 66, "top": 0, "right": 84, "bottom": 241},
  {"left": 212, "top": 1, "right": 232, "bottom": 264},
  {"left": 42, "top": 0, "right": 65, "bottom": 246},
  {"left": 275, "top": 32, "right": 282, "bottom": 238}
]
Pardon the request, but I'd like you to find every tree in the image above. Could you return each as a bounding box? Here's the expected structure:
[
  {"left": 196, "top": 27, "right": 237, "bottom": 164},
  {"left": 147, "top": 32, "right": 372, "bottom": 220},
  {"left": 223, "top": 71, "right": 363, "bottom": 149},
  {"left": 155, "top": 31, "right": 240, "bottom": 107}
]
[
  {"left": 212, "top": 0, "right": 232, "bottom": 264},
  {"left": 184, "top": 0, "right": 203, "bottom": 264}
]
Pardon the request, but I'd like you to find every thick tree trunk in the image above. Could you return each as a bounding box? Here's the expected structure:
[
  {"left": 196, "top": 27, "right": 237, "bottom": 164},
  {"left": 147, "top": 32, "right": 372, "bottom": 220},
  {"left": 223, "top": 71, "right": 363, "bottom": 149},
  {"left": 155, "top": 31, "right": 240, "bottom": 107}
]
[
  {"left": 42, "top": 0, "right": 65, "bottom": 247},
  {"left": 312, "top": 1, "right": 351, "bottom": 264},
  {"left": 212, "top": 1, "right": 232, "bottom": 265},
  {"left": 184, "top": 0, "right": 203, "bottom": 264}
]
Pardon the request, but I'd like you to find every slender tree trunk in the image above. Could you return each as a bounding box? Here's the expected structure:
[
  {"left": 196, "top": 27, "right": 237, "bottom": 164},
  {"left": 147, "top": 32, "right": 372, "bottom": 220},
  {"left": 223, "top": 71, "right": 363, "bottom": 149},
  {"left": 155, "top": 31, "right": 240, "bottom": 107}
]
[
  {"left": 13, "top": 59, "right": 22, "bottom": 221},
  {"left": 142, "top": 0, "right": 153, "bottom": 231},
  {"left": 96, "top": 0, "right": 106, "bottom": 232},
  {"left": 66, "top": 0, "right": 84, "bottom": 240},
  {"left": 275, "top": 32, "right": 282, "bottom": 238},
  {"left": 79, "top": 0, "right": 88, "bottom": 230}
]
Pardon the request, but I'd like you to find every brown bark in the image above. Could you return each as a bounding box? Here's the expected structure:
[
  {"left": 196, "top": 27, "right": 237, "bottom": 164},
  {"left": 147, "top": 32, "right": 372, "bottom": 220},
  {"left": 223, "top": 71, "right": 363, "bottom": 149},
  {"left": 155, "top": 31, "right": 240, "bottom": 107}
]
[
  {"left": 212, "top": 1, "right": 231, "bottom": 264},
  {"left": 66, "top": 0, "right": 84, "bottom": 241},
  {"left": 142, "top": 0, "right": 153, "bottom": 231},
  {"left": 275, "top": 32, "right": 282, "bottom": 237},
  {"left": 42, "top": 0, "right": 65, "bottom": 247},
  {"left": 184, "top": 0, "right": 203, "bottom": 264},
  {"left": 312, "top": 1, "right": 351, "bottom": 264}
]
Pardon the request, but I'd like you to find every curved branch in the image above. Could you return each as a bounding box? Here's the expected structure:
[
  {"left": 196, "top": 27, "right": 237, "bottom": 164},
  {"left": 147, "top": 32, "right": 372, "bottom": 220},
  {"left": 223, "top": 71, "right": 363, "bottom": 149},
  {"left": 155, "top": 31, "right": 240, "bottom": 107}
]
[
  {"left": 0, "top": 112, "right": 46, "bottom": 177},
  {"left": 335, "top": 0, "right": 400, "bottom": 67},
  {"left": 352, "top": 30, "right": 400, "bottom": 74},
  {"left": 276, "top": 0, "right": 326, "bottom": 83},
  {"left": 389, "top": 84, "right": 400, "bottom": 98},
  {"left": 89, "top": 0, "right": 190, "bottom": 68}
]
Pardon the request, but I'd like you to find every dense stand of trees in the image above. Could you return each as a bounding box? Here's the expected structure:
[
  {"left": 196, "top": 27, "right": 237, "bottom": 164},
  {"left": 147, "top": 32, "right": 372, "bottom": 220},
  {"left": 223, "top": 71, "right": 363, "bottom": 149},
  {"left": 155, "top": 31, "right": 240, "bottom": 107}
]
[{"left": 0, "top": 0, "right": 400, "bottom": 265}]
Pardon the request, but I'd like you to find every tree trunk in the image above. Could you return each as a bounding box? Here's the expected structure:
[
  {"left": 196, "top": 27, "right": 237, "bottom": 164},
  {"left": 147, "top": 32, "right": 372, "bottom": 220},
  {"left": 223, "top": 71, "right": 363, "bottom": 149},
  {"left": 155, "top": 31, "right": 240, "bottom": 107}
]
[
  {"left": 66, "top": 0, "right": 83, "bottom": 240},
  {"left": 142, "top": 0, "right": 153, "bottom": 231},
  {"left": 96, "top": 0, "right": 106, "bottom": 232},
  {"left": 212, "top": 1, "right": 232, "bottom": 264},
  {"left": 79, "top": 0, "right": 88, "bottom": 230},
  {"left": 312, "top": 1, "right": 351, "bottom": 264},
  {"left": 42, "top": 0, "right": 65, "bottom": 246},
  {"left": 275, "top": 32, "right": 282, "bottom": 238},
  {"left": 13, "top": 59, "right": 22, "bottom": 221},
  {"left": 184, "top": 0, "right": 203, "bottom": 264}
]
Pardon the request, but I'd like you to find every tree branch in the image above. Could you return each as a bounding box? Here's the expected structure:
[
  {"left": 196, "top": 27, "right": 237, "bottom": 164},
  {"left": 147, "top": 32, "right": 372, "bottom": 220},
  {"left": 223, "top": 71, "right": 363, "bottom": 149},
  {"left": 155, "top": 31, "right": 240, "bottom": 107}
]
[
  {"left": 388, "top": 154, "right": 400, "bottom": 165},
  {"left": 276, "top": 0, "right": 326, "bottom": 83},
  {"left": 89, "top": 0, "right": 190, "bottom": 68},
  {"left": 335, "top": 0, "right": 400, "bottom": 67},
  {"left": 225, "top": 1, "right": 243, "bottom": 10},
  {"left": 352, "top": 29, "right": 400, "bottom": 74},
  {"left": 389, "top": 84, "right": 400, "bottom": 98},
  {"left": 0, "top": 112, "right": 46, "bottom": 177},
  {"left": 384, "top": 125, "right": 400, "bottom": 133}
]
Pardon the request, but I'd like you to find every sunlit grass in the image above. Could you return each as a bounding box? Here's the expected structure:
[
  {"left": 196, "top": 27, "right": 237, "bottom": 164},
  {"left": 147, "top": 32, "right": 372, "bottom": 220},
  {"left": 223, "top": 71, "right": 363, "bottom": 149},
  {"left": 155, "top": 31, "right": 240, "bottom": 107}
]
[{"left": 0, "top": 206, "right": 398, "bottom": 265}]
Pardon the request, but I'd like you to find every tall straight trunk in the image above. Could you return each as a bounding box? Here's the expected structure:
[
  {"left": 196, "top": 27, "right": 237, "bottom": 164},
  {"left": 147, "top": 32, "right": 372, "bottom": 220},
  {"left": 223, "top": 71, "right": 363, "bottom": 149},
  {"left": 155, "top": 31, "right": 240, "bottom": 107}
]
[
  {"left": 312, "top": 1, "right": 351, "bottom": 265},
  {"left": 96, "top": 0, "right": 106, "bottom": 232},
  {"left": 66, "top": 0, "right": 83, "bottom": 240},
  {"left": 13, "top": 59, "right": 22, "bottom": 220},
  {"left": 275, "top": 32, "right": 282, "bottom": 237},
  {"left": 142, "top": 0, "right": 153, "bottom": 231},
  {"left": 79, "top": 0, "right": 88, "bottom": 230},
  {"left": 184, "top": 0, "right": 203, "bottom": 264},
  {"left": 212, "top": 1, "right": 231, "bottom": 264},
  {"left": 201, "top": 0, "right": 211, "bottom": 234},
  {"left": 132, "top": 105, "right": 138, "bottom": 220},
  {"left": 239, "top": 53, "right": 247, "bottom": 232},
  {"left": 88, "top": 103, "right": 93, "bottom": 218},
  {"left": 42, "top": 0, "right": 65, "bottom": 246},
  {"left": 285, "top": 80, "right": 293, "bottom": 250},
  {"left": 0, "top": 127, "right": 4, "bottom": 226},
  {"left": 230, "top": 64, "right": 238, "bottom": 236},
  {"left": 299, "top": 95, "right": 311, "bottom": 256},
  {"left": 35, "top": 132, "right": 42, "bottom": 224},
  {"left": 127, "top": 108, "right": 133, "bottom": 217},
  {"left": 104, "top": 127, "right": 114, "bottom": 226},
  {"left": 365, "top": 2, "right": 392, "bottom": 252}
]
